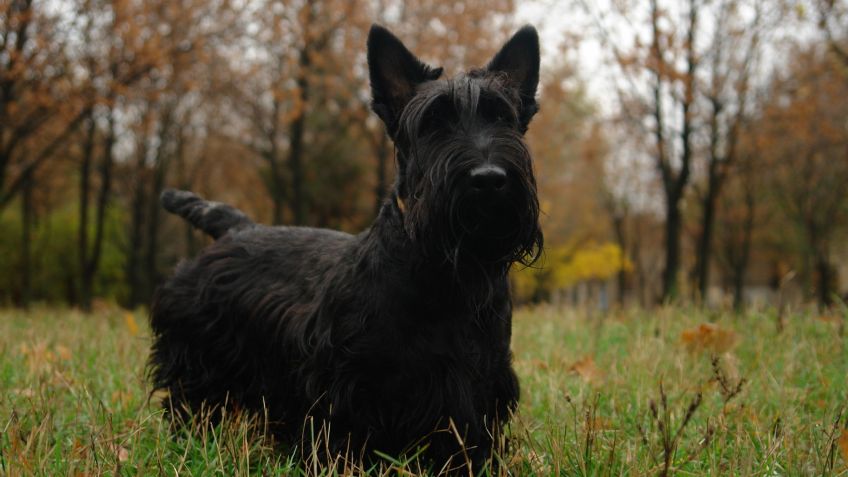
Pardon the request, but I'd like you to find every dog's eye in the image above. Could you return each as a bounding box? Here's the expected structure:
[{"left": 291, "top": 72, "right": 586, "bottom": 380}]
[
  {"left": 421, "top": 110, "right": 445, "bottom": 131},
  {"left": 419, "top": 97, "right": 455, "bottom": 133},
  {"left": 478, "top": 97, "right": 515, "bottom": 125}
]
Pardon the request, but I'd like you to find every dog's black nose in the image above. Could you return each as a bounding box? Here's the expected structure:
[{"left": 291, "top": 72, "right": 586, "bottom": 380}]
[{"left": 470, "top": 165, "right": 507, "bottom": 193}]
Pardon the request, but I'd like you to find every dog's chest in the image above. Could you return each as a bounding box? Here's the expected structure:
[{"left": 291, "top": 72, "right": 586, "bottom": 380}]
[{"left": 384, "top": 307, "right": 504, "bottom": 374}]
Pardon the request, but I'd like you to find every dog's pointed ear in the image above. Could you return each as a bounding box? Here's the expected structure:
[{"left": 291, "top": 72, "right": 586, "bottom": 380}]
[
  {"left": 487, "top": 25, "right": 540, "bottom": 128},
  {"left": 368, "top": 25, "right": 443, "bottom": 136}
]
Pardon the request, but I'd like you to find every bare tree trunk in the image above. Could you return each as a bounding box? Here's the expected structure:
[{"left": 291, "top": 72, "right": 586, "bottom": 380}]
[
  {"left": 731, "top": 185, "right": 755, "bottom": 312},
  {"left": 143, "top": 106, "right": 175, "bottom": 303},
  {"left": 611, "top": 213, "right": 628, "bottom": 306},
  {"left": 126, "top": 141, "right": 148, "bottom": 308},
  {"left": 628, "top": 218, "right": 649, "bottom": 307},
  {"left": 650, "top": 0, "right": 669, "bottom": 301},
  {"left": 19, "top": 170, "right": 33, "bottom": 308},
  {"left": 696, "top": 6, "right": 758, "bottom": 306},
  {"left": 78, "top": 109, "right": 115, "bottom": 311},
  {"left": 656, "top": 0, "right": 697, "bottom": 303},
  {"left": 289, "top": 106, "right": 306, "bottom": 225},
  {"left": 662, "top": 195, "right": 684, "bottom": 302},
  {"left": 695, "top": 161, "right": 720, "bottom": 304},
  {"left": 145, "top": 150, "right": 167, "bottom": 303},
  {"left": 144, "top": 162, "right": 165, "bottom": 302},
  {"left": 288, "top": 0, "right": 323, "bottom": 226},
  {"left": 88, "top": 110, "right": 115, "bottom": 307},
  {"left": 694, "top": 91, "right": 725, "bottom": 305},
  {"left": 289, "top": 46, "right": 311, "bottom": 226},
  {"left": 267, "top": 97, "right": 286, "bottom": 225},
  {"left": 816, "top": 254, "right": 834, "bottom": 308},
  {"left": 78, "top": 115, "right": 96, "bottom": 310}
]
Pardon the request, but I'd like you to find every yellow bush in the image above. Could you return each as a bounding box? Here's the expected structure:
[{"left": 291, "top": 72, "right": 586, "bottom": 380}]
[{"left": 511, "top": 242, "right": 631, "bottom": 302}]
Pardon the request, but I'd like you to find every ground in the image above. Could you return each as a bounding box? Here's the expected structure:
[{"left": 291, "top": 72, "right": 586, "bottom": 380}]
[{"left": 1, "top": 305, "right": 846, "bottom": 475}]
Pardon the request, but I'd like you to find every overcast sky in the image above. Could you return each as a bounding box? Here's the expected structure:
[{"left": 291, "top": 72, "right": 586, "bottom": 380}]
[{"left": 515, "top": 0, "right": 821, "bottom": 115}]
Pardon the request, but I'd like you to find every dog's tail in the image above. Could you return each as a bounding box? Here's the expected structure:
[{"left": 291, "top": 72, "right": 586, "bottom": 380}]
[{"left": 161, "top": 189, "right": 254, "bottom": 239}]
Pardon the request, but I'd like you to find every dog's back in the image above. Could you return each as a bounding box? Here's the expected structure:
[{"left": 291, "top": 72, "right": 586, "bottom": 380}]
[{"left": 149, "top": 199, "right": 355, "bottom": 423}]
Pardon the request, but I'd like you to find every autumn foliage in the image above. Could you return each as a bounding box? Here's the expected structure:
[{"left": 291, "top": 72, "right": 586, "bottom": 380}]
[{"left": 1, "top": 0, "right": 847, "bottom": 309}]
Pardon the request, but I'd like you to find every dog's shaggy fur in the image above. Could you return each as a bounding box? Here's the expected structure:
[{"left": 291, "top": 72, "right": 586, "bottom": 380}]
[{"left": 148, "top": 24, "right": 542, "bottom": 471}]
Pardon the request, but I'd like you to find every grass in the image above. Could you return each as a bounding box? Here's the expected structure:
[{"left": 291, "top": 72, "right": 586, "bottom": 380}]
[{"left": 1, "top": 304, "right": 847, "bottom": 476}]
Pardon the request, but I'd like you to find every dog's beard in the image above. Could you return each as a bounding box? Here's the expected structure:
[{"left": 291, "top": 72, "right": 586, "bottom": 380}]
[{"left": 457, "top": 195, "right": 535, "bottom": 263}]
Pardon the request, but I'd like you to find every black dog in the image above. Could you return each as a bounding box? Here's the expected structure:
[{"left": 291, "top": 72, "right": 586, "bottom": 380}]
[{"left": 148, "top": 24, "right": 542, "bottom": 472}]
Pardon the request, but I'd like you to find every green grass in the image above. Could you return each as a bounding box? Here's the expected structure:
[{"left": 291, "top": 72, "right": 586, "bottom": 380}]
[{"left": 1, "top": 305, "right": 846, "bottom": 475}]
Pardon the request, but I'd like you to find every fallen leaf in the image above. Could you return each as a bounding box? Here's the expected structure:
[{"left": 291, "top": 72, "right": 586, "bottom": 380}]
[
  {"left": 589, "top": 415, "right": 614, "bottom": 430},
  {"left": 680, "top": 323, "right": 737, "bottom": 354},
  {"left": 20, "top": 341, "right": 56, "bottom": 374},
  {"left": 111, "top": 390, "right": 132, "bottom": 407},
  {"left": 55, "top": 344, "right": 72, "bottom": 361},
  {"left": 109, "top": 443, "right": 130, "bottom": 462},
  {"left": 71, "top": 438, "right": 88, "bottom": 459},
  {"left": 124, "top": 313, "right": 139, "bottom": 336},
  {"left": 13, "top": 388, "right": 35, "bottom": 398},
  {"left": 92, "top": 298, "right": 119, "bottom": 314},
  {"left": 530, "top": 359, "right": 548, "bottom": 370},
  {"left": 568, "top": 356, "right": 605, "bottom": 383},
  {"left": 512, "top": 449, "right": 549, "bottom": 475},
  {"left": 838, "top": 428, "right": 848, "bottom": 465}
]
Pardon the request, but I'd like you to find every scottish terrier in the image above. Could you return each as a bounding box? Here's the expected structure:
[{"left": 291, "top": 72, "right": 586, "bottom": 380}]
[{"left": 148, "top": 24, "right": 542, "bottom": 472}]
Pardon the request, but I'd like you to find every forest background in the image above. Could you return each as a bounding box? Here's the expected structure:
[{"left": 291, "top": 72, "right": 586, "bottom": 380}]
[{"left": 2, "top": 0, "right": 847, "bottom": 312}]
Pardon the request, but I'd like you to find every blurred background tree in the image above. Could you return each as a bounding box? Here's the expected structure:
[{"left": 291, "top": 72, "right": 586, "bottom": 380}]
[{"left": 1, "top": 0, "right": 846, "bottom": 310}]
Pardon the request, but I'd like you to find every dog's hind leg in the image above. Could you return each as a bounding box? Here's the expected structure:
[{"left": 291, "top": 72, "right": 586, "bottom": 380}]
[{"left": 160, "top": 189, "right": 254, "bottom": 239}]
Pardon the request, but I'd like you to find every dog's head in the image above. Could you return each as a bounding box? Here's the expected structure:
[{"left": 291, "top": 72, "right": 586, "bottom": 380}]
[{"left": 368, "top": 25, "right": 543, "bottom": 268}]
